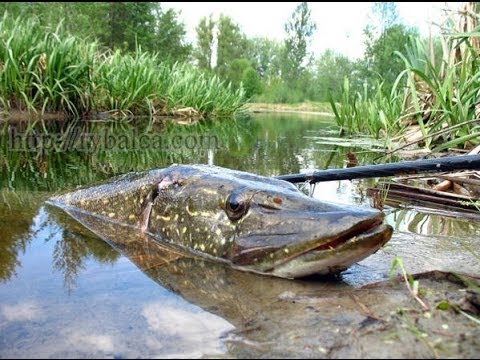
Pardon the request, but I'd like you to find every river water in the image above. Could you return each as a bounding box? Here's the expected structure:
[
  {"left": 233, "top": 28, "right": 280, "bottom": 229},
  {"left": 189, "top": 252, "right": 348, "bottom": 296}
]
[{"left": 1, "top": 113, "right": 479, "bottom": 358}]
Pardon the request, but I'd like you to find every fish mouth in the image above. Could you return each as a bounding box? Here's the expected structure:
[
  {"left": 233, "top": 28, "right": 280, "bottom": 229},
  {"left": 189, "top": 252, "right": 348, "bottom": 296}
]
[{"left": 268, "top": 218, "right": 393, "bottom": 278}]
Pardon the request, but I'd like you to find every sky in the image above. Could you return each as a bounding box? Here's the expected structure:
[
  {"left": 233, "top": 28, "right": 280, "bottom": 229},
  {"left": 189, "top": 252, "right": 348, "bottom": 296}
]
[{"left": 163, "top": 2, "right": 460, "bottom": 59}]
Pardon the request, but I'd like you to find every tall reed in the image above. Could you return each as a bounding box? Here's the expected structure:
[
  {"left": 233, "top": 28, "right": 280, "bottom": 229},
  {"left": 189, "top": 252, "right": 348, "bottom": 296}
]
[
  {"left": 330, "top": 4, "right": 480, "bottom": 153},
  {"left": 0, "top": 13, "right": 247, "bottom": 118},
  {"left": 0, "top": 14, "right": 95, "bottom": 116},
  {"left": 329, "top": 78, "right": 402, "bottom": 140}
]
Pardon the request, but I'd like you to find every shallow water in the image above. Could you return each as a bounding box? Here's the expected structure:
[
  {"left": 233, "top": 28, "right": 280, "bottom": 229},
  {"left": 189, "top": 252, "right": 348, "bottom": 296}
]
[{"left": 1, "top": 113, "right": 479, "bottom": 358}]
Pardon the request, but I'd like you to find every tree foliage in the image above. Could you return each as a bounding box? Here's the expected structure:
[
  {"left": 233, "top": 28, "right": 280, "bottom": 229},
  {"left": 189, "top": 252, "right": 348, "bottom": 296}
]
[
  {"left": 246, "top": 37, "right": 283, "bottom": 82},
  {"left": 227, "top": 58, "right": 252, "bottom": 88},
  {"left": 372, "top": 2, "right": 399, "bottom": 33},
  {"left": 242, "top": 67, "right": 262, "bottom": 99},
  {"left": 216, "top": 15, "right": 248, "bottom": 79},
  {"left": 153, "top": 7, "right": 192, "bottom": 62},
  {"left": 310, "top": 50, "right": 355, "bottom": 101},
  {"left": 194, "top": 15, "right": 215, "bottom": 71},
  {"left": 282, "top": 2, "right": 317, "bottom": 86},
  {"left": 364, "top": 24, "right": 419, "bottom": 92},
  {"left": 103, "top": 2, "right": 157, "bottom": 51},
  {"left": 0, "top": 2, "right": 191, "bottom": 62},
  {"left": 194, "top": 14, "right": 249, "bottom": 89}
]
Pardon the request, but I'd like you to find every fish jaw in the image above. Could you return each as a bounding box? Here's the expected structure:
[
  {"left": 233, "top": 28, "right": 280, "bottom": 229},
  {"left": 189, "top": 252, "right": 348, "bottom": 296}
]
[
  {"left": 225, "top": 201, "right": 393, "bottom": 278},
  {"left": 266, "top": 222, "right": 393, "bottom": 278}
]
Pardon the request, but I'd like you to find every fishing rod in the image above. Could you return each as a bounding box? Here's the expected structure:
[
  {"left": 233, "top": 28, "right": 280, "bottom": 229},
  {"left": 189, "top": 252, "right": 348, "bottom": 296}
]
[{"left": 275, "top": 154, "right": 480, "bottom": 184}]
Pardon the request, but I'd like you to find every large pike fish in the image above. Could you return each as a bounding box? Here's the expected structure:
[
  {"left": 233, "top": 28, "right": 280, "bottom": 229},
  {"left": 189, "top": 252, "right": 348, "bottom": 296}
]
[{"left": 47, "top": 164, "right": 393, "bottom": 278}]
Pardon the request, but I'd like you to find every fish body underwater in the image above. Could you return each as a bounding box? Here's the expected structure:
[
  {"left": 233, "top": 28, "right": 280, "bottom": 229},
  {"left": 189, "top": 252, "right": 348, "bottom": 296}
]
[{"left": 47, "top": 164, "right": 393, "bottom": 278}]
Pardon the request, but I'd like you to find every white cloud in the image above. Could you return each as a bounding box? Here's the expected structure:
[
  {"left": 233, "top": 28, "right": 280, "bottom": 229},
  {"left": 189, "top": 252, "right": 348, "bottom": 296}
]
[
  {"left": 1, "top": 301, "right": 43, "bottom": 321},
  {"left": 67, "top": 333, "right": 116, "bottom": 353},
  {"left": 142, "top": 302, "right": 235, "bottom": 357}
]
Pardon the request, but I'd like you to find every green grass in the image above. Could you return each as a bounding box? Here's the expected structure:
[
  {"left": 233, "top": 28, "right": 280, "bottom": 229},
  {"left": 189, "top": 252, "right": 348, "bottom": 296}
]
[{"left": 0, "top": 12, "right": 247, "bottom": 118}]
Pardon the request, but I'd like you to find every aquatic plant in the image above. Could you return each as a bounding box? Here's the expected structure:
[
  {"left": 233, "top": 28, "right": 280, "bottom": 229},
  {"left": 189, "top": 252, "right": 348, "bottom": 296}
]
[
  {"left": 329, "top": 78, "right": 402, "bottom": 140},
  {"left": 330, "top": 3, "right": 480, "bottom": 154},
  {"left": 0, "top": 14, "right": 95, "bottom": 116},
  {"left": 0, "top": 13, "right": 247, "bottom": 118}
]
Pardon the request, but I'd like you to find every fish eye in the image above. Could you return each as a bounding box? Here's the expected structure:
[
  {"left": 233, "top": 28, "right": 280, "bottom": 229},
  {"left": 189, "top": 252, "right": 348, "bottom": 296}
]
[{"left": 225, "top": 193, "right": 248, "bottom": 221}]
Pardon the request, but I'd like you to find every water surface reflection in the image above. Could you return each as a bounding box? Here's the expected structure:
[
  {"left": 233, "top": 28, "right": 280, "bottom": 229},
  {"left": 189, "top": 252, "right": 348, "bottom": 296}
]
[{"left": 1, "top": 114, "right": 480, "bottom": 358}]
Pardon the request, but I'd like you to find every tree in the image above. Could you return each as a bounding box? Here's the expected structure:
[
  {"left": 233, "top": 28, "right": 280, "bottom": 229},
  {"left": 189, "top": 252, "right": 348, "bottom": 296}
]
[
  {"left": 364, "top": 2, "right": 399, "bottom": 56},
  {"left": 194, "top": 14, "right": 248, "bottom": 83},
  {"left": 241, "top": 67, "right": 262, "bottom": 99},
  {"left": 282, "top": 2, "right": 316, "bottom": 86},
  {"left": 153, "top": 7, "right": 192, "bottom": 62},
  {"left": 64, "top": 3, "right": 109, "bottom": 41},
  {"left": 310, "top": 50, "right": 354, "bottom": 101},
  {"left": 215, "top": 15, "right": 247, "bottom": 79},
  {"left": 361, "top": 2, "right": 412, "bottom": 92},
  {"left": 364, "top": 24, "right": 419, "bottom": 92},
  {"left": 0, "top": 2, "right": 191, "bottom": 61},
  {"left": 194, "top": 15, "right": 215, "bottom": 71},
  {"left": 0, "top": 3, "right": 109, "bottom": 44},
  {"left": 226, "top": 58, "right": 252, "bottom": 88},
  {"left": 103, "top": 2, "right": 157, "bottom": 52},
  {"left": 245, "top": 37, "right": 283, "bottom": 82},
  {"left": 372, "top": 2, "right": 399, "bottom": 34}
]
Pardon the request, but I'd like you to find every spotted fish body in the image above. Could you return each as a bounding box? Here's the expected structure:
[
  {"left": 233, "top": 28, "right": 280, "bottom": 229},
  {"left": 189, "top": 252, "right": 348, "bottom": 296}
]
[{"left": 48, "top": 164, "right": 393, "bottom": 278}]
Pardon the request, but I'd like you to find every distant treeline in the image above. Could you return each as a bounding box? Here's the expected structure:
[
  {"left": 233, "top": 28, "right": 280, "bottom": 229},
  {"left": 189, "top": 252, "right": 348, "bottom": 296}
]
[{"left": 1, "top": 2, "right": 427, "bottom": 104}]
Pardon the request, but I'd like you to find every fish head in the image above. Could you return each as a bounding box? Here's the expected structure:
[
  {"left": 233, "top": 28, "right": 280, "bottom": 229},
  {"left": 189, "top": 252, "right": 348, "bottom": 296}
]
[{"left": 146, "top": 165, "right": 393, "bottom": 278}]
